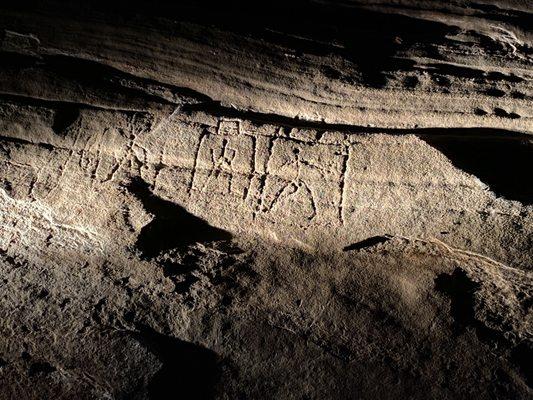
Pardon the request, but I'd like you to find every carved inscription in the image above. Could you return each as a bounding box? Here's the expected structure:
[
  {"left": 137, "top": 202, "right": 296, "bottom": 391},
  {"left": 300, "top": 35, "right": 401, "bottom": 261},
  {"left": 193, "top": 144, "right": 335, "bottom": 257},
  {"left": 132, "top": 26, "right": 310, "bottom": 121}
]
[
  {"left": 190, "top": 120, "right": 254, "bottom": 198},
  {"left": 188, "top": 119, "right": 347, "bottom": 227},
  {"left": 258, "top": 138, "right": 345, "bottom": 226}
]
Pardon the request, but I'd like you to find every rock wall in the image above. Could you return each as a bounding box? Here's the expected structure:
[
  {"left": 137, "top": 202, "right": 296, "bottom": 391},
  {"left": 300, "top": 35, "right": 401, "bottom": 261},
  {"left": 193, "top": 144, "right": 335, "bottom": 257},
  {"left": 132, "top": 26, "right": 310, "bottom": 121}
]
[{"left": 0, "top": 1, "right": 531, "bottom": 399}]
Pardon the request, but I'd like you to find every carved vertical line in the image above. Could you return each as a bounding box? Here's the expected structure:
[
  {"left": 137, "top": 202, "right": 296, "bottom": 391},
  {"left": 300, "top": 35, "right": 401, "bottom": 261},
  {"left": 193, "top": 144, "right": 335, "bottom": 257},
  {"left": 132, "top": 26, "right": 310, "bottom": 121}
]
[
  {"left": 244, "top": 134, "right": 257, "bottom": 201},
  {"left": 339, "top": 145, "right": 350, "bottom": 225},
  {"left": 188, "top": 129, "right": 206, "bottom": 195},
  {"left": 253, "top": 136, "right": 275, "bottom": 220}
]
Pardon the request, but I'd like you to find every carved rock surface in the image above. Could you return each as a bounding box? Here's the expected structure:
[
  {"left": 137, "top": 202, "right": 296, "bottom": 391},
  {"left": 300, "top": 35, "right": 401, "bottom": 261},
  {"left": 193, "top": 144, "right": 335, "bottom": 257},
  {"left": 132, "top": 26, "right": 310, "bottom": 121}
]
[{"left": 0, "top": 1, "right": 532, "bottom": 399}]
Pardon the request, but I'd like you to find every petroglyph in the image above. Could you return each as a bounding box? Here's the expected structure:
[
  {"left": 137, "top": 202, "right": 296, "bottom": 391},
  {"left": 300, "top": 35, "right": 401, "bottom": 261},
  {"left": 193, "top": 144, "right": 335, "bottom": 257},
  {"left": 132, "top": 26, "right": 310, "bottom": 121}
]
[
  {"left": 159, "top": 117, "right": 349, "bottom": 230},
  {"left": 0, "top": 103, "right": 531, "bottom": 267},
  {"left": 257, "top": 137, "right": 344, "bottom": 227},
  {"left": 190, "top": 119, "right": 254, "bottom": 198}
]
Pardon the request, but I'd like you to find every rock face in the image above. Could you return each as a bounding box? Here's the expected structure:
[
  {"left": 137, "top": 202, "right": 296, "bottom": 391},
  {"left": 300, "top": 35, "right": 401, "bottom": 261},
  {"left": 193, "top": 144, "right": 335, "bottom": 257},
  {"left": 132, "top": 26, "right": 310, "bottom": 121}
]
[{"left": 0, "top": 1, "right": 532, "bottom": 399}]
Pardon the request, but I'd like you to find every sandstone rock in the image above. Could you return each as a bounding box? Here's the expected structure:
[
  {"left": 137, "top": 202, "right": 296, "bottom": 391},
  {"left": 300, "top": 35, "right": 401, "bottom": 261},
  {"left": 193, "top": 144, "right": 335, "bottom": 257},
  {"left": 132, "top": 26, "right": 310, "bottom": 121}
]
[{"left": 0, "top": 1, "right": 531, "bottom": 399}]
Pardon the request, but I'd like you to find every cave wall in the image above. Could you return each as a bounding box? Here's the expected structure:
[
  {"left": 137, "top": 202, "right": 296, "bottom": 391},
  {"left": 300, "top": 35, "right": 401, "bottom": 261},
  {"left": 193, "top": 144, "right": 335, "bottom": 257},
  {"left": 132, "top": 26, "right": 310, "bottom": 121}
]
[{"left": 0, "top": 1, "right": 531, "bottom": 399}]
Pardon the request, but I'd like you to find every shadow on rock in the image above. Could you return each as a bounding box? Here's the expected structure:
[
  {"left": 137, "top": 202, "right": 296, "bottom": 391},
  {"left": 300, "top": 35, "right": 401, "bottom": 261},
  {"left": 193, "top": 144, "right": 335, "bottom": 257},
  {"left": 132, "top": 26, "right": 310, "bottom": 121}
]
[
  {"left": 420, "top": 134, "right": 533, "bottom": 205},
  {"left": 127, "top": 177, "right": 232, "bottom": 258},
  {"left": 343, "top": 235, "right": 391, "bottom": 251},
  {"left": 434, "top": 268, "right": 480, "bottom": 333},
  {"left": 133, "top": 325, "right": 221, "bottom": 400}
]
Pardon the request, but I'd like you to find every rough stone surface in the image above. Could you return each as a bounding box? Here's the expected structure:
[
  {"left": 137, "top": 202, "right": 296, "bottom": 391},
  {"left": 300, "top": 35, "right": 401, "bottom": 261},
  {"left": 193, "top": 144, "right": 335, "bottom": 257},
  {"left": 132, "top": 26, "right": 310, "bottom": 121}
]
[{"left": 0, "top": 1, "right": 531, "bottom": 399}]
